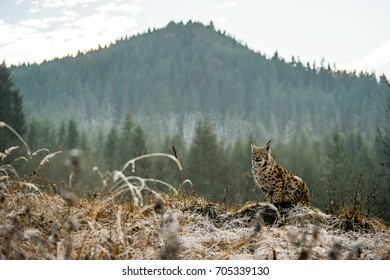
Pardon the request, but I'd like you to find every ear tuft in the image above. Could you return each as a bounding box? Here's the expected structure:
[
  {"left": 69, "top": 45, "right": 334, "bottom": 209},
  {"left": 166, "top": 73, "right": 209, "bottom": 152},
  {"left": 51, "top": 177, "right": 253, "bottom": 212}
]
[
  {"left": 265, "top": 140, "right": 272, "bottom": 151},
  {"left": 251, "top": 143, "right": 257, "bottom": 150}
]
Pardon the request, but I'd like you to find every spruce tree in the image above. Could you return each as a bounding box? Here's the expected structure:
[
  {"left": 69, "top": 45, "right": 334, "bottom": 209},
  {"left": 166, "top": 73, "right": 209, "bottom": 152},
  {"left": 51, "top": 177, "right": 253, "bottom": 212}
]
[
  {"left": 66, "top": 119, "right": 79, "bottom": 149},
  {"left": 228, "top": 138, "right": 255, "bottom": 202},
  {"left": 105, "top": 126, "right": 119, "bottom": 169},
  {"left": 0, "top": 60, "right": 26, "bottom": 150},
  {"left": 118, "top": 112, "right": 134, "bottom": 164},
  {"left": 187, "top": 119, "right": 225, "bottom": 198},
  {"left": 325, "top": 128, "right": 349, "bottom": 179},
  {"left": 131, "top": 125, "right": 147, "bottom": 157},
  {"left": 57, "top": 121, "right": 66, "bottom": 149},
  {"left": 27, "top": 119, "right": 39, "bottom": 151},
  {"left": 128, "top": 125, "right": 148, "bottom": 176}
]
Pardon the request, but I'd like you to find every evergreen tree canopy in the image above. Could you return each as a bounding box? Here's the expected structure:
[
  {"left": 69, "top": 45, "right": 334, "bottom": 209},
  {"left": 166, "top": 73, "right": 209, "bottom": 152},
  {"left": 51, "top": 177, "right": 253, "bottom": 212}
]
[
  {"left": 105, "top": 126, "right": 119, "bottom": 169},
  {"left": 0, "top": 60, "right": 26, "bottom": 151},
  {"left": 187, "top": 120, "right": 226, "bottom": 198},
  {"left": 66, "top": 119, "right": 79, "bottom": 149},
  {"left": 118, "top": 112, "right": 135, "bottom": 164}
]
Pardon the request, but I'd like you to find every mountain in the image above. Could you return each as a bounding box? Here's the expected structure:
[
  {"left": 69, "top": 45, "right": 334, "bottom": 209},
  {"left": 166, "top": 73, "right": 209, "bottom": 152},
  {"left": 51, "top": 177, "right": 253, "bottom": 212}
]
[{"left": 11, "top": 21, "right": 388, "bottom": 144}]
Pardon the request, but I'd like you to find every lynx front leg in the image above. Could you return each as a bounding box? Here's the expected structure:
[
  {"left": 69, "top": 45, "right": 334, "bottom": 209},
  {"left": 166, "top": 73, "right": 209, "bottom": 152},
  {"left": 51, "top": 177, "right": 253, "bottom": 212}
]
[
  {"left": 265, "top": 194, "right": 272, "bottom": 203},
  {"left": 271, "top": 182, "right": 284, "bottom": 205}
]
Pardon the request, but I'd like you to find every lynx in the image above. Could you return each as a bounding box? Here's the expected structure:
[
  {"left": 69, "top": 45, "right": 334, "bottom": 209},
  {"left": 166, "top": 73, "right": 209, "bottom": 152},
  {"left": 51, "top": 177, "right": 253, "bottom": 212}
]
[{"left": 251, "top": 140, "right": 310, "bottom": 207}]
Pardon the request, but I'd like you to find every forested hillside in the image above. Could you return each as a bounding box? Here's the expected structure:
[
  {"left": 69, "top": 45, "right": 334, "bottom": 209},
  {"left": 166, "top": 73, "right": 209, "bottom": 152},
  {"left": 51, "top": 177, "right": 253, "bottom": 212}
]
[
  {"left": 11, "top": 21, "right": 388, "bottom": 143},
  {"left": 3, "top": 21, "right": 390, "bottom": 220}
]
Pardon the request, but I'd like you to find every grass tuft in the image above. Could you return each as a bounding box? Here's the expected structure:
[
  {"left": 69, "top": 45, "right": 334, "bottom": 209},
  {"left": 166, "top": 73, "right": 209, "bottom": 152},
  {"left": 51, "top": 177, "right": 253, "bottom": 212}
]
[{"left": 0, "top": 122, "right": 31, "bottom": 156}]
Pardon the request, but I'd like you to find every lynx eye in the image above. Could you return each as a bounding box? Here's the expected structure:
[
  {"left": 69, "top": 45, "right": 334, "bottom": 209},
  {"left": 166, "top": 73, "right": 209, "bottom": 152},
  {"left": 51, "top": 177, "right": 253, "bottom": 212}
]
[{"left": 253, "top": 153, "right": 261, "bottom": 162}]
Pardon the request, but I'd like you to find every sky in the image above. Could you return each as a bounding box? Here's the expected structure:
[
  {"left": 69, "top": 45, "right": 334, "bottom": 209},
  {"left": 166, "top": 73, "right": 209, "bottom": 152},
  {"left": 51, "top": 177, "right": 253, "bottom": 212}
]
[{"left": 1, "top": 0, "right": 390, "bottom": 77}]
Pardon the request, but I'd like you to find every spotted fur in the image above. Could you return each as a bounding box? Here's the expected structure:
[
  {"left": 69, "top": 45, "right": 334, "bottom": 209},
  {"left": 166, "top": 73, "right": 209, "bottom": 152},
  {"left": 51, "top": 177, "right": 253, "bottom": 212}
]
[{"left": 251, "top": 141, "right": 310, "bottom": 207}]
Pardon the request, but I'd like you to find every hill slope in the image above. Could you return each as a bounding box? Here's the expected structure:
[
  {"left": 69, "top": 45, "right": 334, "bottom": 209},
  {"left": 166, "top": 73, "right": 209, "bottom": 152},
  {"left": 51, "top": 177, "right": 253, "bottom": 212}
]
[{"left": 11, "top": 21, "right": 388, "bottom": 142}]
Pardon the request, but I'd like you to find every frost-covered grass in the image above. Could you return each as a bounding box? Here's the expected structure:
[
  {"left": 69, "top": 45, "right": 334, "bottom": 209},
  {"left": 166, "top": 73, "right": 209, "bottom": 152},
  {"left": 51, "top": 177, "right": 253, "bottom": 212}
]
[{"left": 1, "top": 183, "right": 390, "bottom": 260}]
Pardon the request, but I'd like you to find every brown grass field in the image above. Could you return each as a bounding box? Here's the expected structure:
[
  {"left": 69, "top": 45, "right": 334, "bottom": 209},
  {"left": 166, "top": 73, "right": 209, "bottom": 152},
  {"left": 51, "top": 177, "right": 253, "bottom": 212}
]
[{"left": 1, "top": 179, "right": 390, "bottom": 260}]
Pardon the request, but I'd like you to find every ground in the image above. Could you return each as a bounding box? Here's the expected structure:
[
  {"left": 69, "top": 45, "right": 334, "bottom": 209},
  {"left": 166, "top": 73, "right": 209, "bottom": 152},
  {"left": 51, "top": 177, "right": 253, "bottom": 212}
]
[{"left": 1, "top": 185, "right": 389, "bottom": 260}]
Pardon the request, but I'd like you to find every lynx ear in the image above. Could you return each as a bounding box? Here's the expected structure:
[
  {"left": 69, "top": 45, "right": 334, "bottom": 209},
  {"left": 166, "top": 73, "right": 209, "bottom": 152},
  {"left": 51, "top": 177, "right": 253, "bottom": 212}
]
[
  {"left": 251, "top": 143, "right": 257, "bottom": 151},
  {"left": 265, "top": 140, "right": 272, "bottom": 152}
]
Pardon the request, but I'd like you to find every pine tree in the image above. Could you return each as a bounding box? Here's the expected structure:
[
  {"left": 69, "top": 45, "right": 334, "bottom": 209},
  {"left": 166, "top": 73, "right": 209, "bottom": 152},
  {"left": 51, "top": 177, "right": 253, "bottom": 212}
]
[
  {"left": 78, "top": 130, "right": 89, "bottom": 152},
  {"left": 27, "top": 119, "right": 39, "bottom": 151},
  {"left": 0, "top": 60, "right": 26, "bottom": 150},
  {"left": 325, "top": 128, "right": 349, "bottom": 179},
  {"left": 66, "top": 119, "right": 79, "bottom": 149},
  {"left": 228, "top": 137, "right": 256, "bottom": 202},
  {"left": 57, "top": 121, "right": 66, "bottom": 148},
  {"left": 105, "top": 126, "right": 119, "bottom": 169},
  {"left": 131, "top": 125, "right": 147, "bottom": 157},
  {"left": 118, "top": 112, "right": 134, "bottom": 164},
  {"left": 92, "top": 127, "right": 106, "bottom": 168},
  {"left": 40, "top": 120, "right": 57, "bottom": 150},
  {"left": 187, "top": 120, "right": 226, "bottom": 198},
  {"left": 128, "top": 125, "right": 149, "bottom": 176}
]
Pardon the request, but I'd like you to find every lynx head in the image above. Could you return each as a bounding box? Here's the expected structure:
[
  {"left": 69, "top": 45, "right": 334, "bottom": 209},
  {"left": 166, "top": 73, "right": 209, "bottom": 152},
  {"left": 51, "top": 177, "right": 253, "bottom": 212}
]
[{"left": 251, "top": 140, "right": 272, "bottom": 167}]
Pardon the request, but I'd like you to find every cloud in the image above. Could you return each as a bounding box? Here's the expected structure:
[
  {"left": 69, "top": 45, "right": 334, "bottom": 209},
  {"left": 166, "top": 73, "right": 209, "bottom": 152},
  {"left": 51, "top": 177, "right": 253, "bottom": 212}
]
[
  {"left": 19, "top": 18, "right": 51, "bottom": 29},
  {"left": 213, "top": 2, "right": 237, "bottom": 9},
  {"left": 18, "top": 10, "right": 79, "bottom": 30},
  {"left": 338, "top": 40, "right": 390, "bottom": 76},
  {"left": 36, "top": 0, "right": 100, "bottom": 9},
  {"left": 208, "top": 17, "right": 228, "bottom": 24},
  {"left": 36, "top": 0, "right": 66, "bottom": 8},
  {"left": 71, "top": 13, "right": 105, "bottom": 29},
  {"left": 96, "top": 3, "right": 144, "bottom": 15},
  {"left": 0, "top": 20, "right": 36, "bottom": 47},
  {"left": 28, "top": 7, "right": 39, "bottom": 14},
  {"left": 27, "top": 0, "right": 100, "bottom": 14},
  {"left": 104, "top": 16, "right": 137, "bottom": 34},
  {"left": 0, "top": 0, "right": 145, "bottom": 65}
]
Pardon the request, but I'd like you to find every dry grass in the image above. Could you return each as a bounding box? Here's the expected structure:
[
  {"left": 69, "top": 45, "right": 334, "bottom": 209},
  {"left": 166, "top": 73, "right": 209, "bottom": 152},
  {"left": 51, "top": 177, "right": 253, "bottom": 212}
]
[{"left": 1, "top": 182, "right": 389, "bottom": 260}]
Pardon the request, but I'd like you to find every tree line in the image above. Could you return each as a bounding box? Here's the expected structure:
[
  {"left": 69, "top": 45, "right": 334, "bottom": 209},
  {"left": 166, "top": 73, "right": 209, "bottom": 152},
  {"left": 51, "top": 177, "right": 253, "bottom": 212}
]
[{"left": 5, "top": 113, "right": 385, "bottom": 220}]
